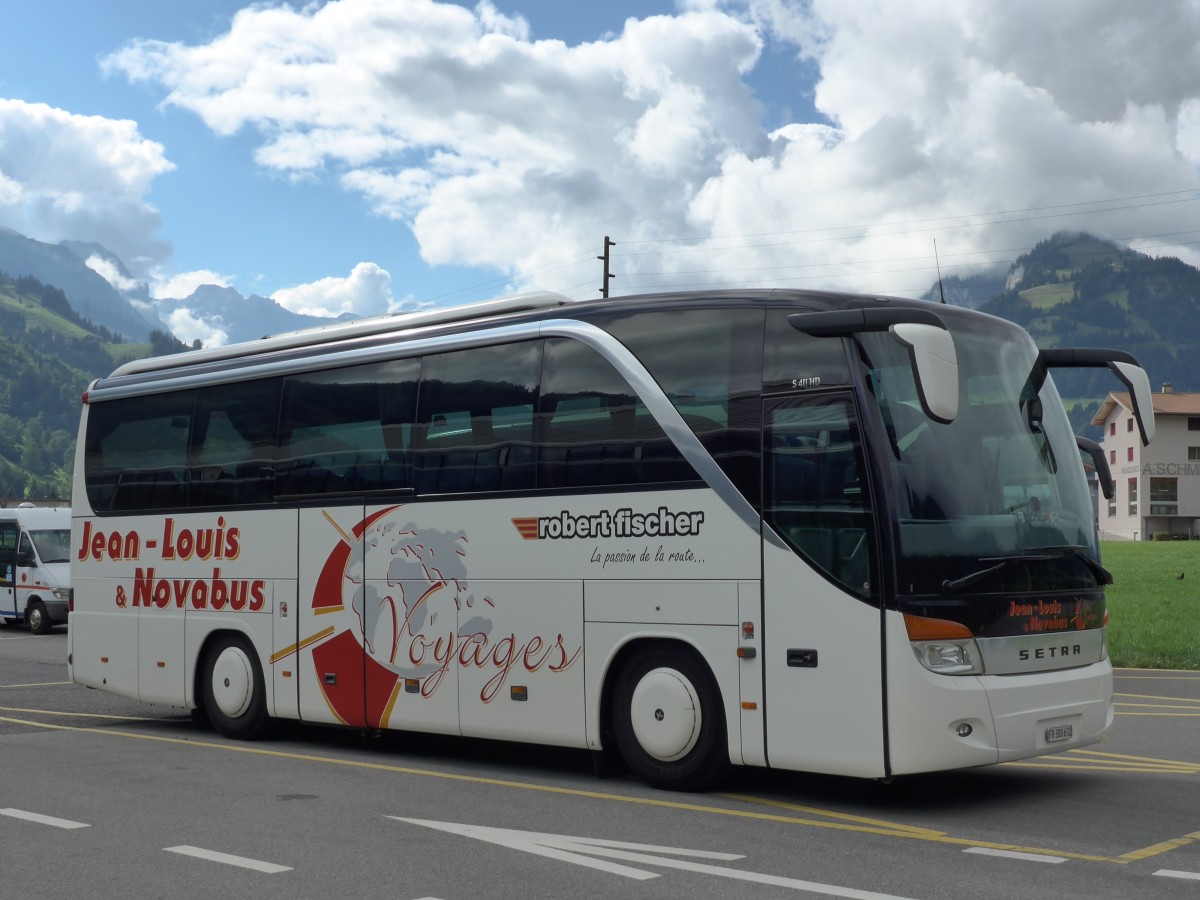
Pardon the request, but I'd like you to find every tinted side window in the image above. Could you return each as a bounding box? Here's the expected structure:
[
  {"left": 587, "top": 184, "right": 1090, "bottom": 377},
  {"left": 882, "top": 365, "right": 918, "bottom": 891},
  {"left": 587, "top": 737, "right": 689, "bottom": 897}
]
[
  {"left": 85, "top": 392, "right": 195, "bottom": 511},
  {"left": 277, "top": 359, "right": 419, "bottom": 497},
  {"left": 416, "top": 342, "right": 540, "bottom": 494},
  {"left": 190, "top": 378, "right": 281, "bottom": 507},
  {"left": 598, "top": 307, "right": 762, "bottom": 503},
  {"left": 538, "top": 338, "right": 696, "bottom": 489}
]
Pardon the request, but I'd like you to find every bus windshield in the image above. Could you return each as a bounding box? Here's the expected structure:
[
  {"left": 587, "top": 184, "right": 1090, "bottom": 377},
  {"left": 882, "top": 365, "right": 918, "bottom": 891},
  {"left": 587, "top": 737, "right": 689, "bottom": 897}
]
[
  {"left": 860, "top": 313, "right": 1099, "bottom": 598},
  {"left": 30, "top": 529, "right": 72, "bottom": 564}
]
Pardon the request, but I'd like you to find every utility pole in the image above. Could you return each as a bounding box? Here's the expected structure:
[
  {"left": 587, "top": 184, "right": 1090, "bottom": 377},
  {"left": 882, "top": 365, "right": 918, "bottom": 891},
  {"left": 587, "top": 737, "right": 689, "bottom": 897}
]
[{"left": 598, "top": 235, "right": 615, "bottom": 298}]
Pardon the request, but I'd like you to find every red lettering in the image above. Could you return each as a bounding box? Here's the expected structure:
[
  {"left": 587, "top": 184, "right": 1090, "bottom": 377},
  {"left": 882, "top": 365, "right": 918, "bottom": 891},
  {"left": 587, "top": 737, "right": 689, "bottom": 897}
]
[
  {"left": 191, "top": 580, "right": 208, "bottom": 609},
  {"left": 249, "top": 581, "right": 266, "bottom": 612},
  {"left": 522, "top": 635, "right": 549, "bottom": 672},
  {"left": 133, "top": 567, "right": 154, "bottom": 605},
  {"left": 162, "top": 519, "right": 176, "bottom": 560},
  {"left": 175, "top": 528, "right": 194, "bottom": 560},
  {"left": 547, "top": 634, "right": 582, "bottom": 673},
  {"left": 421, "top": 633, "right": 456, "bottom": 697},
  {"left": 230, "top": 581, "right": 248, "bottom": 612},
  {"left": 225, "top": 526, "right": 240, "bottom": 560}
]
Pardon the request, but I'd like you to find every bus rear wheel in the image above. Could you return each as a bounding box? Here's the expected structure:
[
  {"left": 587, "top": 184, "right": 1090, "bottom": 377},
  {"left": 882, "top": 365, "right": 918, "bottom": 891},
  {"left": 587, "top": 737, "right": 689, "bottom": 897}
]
[
  {"left": 200, "top": 634, "right": 270, "bottom": 740},
  {"left": 612, "top": 645, "right": 728, "bottom": 792}
]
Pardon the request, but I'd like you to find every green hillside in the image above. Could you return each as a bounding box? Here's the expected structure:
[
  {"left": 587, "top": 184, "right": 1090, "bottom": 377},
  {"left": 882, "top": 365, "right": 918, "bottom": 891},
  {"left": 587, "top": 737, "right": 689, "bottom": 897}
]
[
  {"left": 0, "top": 272, "right": 188, "bottom": 501},
  {"left": 976, "top": 232, "right": 1200, "bottom": 433}
]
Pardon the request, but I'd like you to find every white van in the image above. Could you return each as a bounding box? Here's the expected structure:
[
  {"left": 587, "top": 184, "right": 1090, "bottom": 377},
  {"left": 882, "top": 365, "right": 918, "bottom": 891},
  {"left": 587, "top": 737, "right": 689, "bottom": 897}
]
[{"left": 0, "top": 504, "right": 71, "bottom": 634}]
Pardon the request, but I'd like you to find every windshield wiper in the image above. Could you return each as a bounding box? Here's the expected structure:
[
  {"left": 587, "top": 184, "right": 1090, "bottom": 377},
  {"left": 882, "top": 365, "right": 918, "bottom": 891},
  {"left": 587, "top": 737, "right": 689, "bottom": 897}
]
[
  {"left": 1027, "top": 545, "right": 1113, "bottom": 586},
  {"left": 941, "top": 546, "right": 1112, "bottom": 593}
]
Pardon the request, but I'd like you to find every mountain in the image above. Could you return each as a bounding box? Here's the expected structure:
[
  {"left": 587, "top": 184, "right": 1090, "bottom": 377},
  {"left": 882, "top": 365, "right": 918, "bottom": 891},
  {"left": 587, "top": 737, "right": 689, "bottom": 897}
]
[
  {"left": 927, "top": 231, "right": 1200, "bottom": 435},
  {"left": 0, "top": 228, "right": 163, "bottom": 340},
  {"left": 155, "top": 284, "right": 339, "bottom": 345},
  {"left": 0, "top": 270, "right": 188, "bottom": 501},
  {"left": 975, "top": 232, "right": 1199, "bottom": 389}
]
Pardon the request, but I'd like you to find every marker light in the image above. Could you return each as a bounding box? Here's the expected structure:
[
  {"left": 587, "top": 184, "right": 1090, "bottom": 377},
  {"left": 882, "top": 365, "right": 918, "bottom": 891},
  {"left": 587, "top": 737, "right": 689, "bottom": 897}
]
[{"left": 905, "top": 614, "right": 983, "bottom": 675}]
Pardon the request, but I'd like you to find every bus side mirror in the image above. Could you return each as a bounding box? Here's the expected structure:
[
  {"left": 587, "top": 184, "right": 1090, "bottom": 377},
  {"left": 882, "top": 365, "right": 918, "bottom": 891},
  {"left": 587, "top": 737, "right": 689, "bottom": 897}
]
[
  {"left": 1108, "top": 360, "right": 1155, "bottom": 445},
  {"left": 1039, "top": 348, "right": 1155, "bottom": 445},
  {"left": 889, "top": 323, "right": 959, "bottom": 425},
  {"left": 16, "top": 550, "right": 35, "bottom": 568},
  {"left": 788, "top": 307, "right": 960, "bottom": 424}
]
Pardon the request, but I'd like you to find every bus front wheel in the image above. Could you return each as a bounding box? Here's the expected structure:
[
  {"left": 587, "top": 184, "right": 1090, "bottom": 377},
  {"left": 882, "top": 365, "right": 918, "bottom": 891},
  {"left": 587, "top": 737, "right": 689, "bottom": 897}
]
[
  {"left": 612, "top": 646, "right": 728, "bottom": 791},
  {"left": 26, "top": 600, "right": 51, "bottom": 635},
  {"left": 200, "top": 634, "right": 270, "bottom": 740}
]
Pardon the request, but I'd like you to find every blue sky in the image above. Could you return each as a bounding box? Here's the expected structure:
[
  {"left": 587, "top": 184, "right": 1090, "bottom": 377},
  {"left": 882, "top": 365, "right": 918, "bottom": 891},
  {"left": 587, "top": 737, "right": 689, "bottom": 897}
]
[{"left": 2, "top": 1, "right": 1200, "bottom": 345}]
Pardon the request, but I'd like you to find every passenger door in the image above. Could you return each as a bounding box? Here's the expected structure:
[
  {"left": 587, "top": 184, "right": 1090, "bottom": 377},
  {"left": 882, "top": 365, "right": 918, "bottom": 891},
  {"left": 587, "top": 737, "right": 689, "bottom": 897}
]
[
  {"left": 760, "top": 391, "right": 887, "bottom": 777},
  {"left": 0, "top": 521, "right": 16, "bottom": 622}
]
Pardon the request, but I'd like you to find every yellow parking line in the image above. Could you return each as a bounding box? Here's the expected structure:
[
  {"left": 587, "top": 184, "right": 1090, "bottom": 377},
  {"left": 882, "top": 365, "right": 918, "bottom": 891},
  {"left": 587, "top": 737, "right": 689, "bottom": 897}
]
[
  {"left": 0, "top": 705, "right": 157, "bottom": 722},
  {"left": 1115, "top": 832, "right": 1200, "bottom": 863},
  {"left": 0, "top": 681, "right": 73, "bottom": 688},
  {"left": 1116, "top": 693, "right": 1200, "bottom": 704},
  {"left": 719, "top": 793, "right": 945, "bottom": 836}
]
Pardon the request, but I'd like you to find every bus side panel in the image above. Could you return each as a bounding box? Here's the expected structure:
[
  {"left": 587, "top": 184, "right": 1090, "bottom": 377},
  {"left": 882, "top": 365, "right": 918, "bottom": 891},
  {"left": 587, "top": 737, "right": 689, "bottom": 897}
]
[
  {"left": 297, "top": 504, "right": 368, "bottom": 728},
  {"left": 737, "top": 580, "right": 766, "bottom": 767},
  {"left": 762, "top": 539, "right": 886, "bottom": 778},
  {"left": 271, "top": 579, "right": 300, "bottom": 720},
  {"left": 138, "top": 603, "right": 184, "bottom": 705},
  {"left": 359, "top": 503, "right": 465, "bottom": 736},
  {"left": 69, "top": 577, "right": 141, "bottom": 701},
  {"left": 458, "top": 581, "right": 584, "bottom": 747}
]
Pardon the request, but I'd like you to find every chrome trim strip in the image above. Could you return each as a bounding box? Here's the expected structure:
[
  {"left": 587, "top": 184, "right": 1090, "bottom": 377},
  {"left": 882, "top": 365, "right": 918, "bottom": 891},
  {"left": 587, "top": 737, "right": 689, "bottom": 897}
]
[
  {"left": 87, "top": 318, "right": 761, "bottom": 534},
  {"left": 976, "top": 629, "right": 1105, "bottom": 676}
]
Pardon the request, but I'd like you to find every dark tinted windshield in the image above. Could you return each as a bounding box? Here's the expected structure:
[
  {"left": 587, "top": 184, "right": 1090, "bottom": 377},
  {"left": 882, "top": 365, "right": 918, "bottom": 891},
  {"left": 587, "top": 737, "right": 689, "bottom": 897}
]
[{"left": 859, "top": 313, "right": 1099, "bottom": 597}]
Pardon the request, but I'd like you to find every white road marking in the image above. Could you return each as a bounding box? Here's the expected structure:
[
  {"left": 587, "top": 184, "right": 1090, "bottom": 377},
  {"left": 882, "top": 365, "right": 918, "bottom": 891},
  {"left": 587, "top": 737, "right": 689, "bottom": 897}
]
[
  {"left": 0, "top": 808, "right": 90, "bottom": 829},
  {"left": 393, "top": 817, "right": 926, "bottom": 899},
  {"left": 963, "top": 847, "right": 1067, "bottom": 864},
  {"left": 1155, "top": 869, "right": 1200, "bottom": 881},
  {"left": 164, "top": 845, "right": 292, "bottom": 874}
]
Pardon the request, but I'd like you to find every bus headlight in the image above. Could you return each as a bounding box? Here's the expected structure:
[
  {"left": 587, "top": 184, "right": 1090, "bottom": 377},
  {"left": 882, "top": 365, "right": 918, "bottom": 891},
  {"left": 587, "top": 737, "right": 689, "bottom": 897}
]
[
  {"left": 53, "top": 588, "right": 71, "bottom": 601},
  {"left": 911, "top": 640, "right": 982, "bottom": 675},
  {"left": 904, "top": 613, "right": 983, "bottom": 675}
]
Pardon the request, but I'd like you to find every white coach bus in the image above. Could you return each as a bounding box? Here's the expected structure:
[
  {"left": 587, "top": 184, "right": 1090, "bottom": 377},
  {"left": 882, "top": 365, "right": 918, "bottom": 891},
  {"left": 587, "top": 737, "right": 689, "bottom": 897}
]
[{"left": 69, "top": 289, "right": 1154, "bottom": 790}]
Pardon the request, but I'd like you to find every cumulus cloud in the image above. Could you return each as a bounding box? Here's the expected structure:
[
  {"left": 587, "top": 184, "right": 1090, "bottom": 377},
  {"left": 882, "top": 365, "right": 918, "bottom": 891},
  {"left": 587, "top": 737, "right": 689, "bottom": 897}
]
[
  {"left": 152, "top": 269, "right": 233, "bottom": 300},
  {"left": 167, "top": 307, "right": 229, "bottom": 348},
  {"left": 272, "top": 262, "right": 396, "bottom": 318},
  {"left": 102, "top": 0, "right": 1200, "bottom": 297},
  {"left": 85, "top": 254, "right": 141, "bottom": 292},
  {"left": 0, "top": 99, "right": 174, "bottom": 278}
]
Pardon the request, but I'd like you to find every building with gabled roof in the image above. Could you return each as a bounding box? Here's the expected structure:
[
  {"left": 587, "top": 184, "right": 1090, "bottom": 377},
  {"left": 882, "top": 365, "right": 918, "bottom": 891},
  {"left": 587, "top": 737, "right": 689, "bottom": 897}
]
[{"left": 1091, "top": 385, "right": 1200, "bottom": 540}]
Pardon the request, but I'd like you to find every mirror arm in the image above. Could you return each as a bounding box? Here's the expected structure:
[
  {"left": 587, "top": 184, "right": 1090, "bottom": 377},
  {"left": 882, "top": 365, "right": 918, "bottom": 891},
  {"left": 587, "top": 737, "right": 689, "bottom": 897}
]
[{"left": 1076, "top": 435, "right": 1114, "bottom": 500}]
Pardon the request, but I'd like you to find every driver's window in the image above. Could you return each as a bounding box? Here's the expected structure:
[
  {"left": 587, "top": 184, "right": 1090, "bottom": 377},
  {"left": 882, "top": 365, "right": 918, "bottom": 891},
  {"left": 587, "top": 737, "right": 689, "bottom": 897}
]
[{"left": 764, "top": 393, "right": 875, "bottom": 600}]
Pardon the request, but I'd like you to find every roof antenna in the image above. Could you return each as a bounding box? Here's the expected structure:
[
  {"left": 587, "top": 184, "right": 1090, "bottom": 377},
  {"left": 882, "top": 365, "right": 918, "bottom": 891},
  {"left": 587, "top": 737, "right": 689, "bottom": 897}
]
[{"left": 933, "top": 238, "right": 947, "bottom": 304}]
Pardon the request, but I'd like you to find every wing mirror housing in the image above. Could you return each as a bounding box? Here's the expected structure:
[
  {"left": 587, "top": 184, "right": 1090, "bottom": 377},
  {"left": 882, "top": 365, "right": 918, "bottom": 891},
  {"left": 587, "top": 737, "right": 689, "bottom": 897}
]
[
  {"left": 1039, "top": 348, "right": 1155, "bottom": 445},
  {"left": 789, "top": 307, "right": 959, "bottom": 424}
]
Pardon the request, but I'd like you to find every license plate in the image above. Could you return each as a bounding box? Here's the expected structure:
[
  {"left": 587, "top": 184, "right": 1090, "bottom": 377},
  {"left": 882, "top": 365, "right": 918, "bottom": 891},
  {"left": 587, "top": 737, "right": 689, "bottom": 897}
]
[{"left": 1045, "top": 725, "right": 1073, "bottom": 743}]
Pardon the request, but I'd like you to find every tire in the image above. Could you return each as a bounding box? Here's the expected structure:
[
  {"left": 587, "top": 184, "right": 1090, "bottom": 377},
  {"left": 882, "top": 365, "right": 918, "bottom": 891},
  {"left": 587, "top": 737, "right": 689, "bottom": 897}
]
[
  {"left": 611, "top": 645, "right": 728, "bottom": 792},
  {"left": 199, "top": 634, "right": 270, "bottom": 740},
  {"left": 26, "top": 600, "right": 51, "bottom": 635}
]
